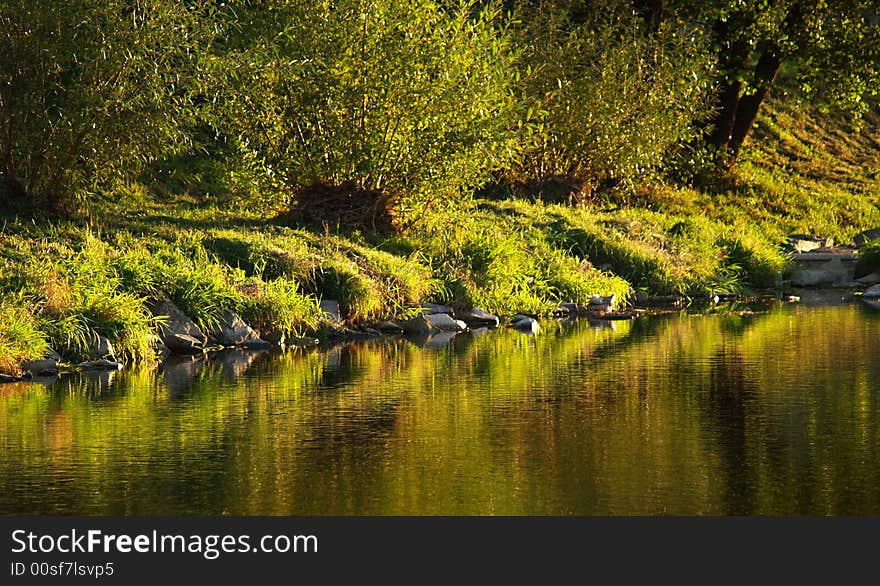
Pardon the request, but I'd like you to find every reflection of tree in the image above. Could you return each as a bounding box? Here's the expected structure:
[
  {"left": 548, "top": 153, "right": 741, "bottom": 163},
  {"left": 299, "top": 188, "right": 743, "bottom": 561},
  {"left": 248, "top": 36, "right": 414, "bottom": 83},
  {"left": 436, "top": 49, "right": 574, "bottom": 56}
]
[{"left": 1, "top": 306, "right": 880, "bottom": 514}]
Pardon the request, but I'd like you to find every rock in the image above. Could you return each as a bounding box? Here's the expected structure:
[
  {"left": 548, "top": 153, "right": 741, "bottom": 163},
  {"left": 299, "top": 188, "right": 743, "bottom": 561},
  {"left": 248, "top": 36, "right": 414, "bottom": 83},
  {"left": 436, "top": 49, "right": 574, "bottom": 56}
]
[
  {"left": 262, "top": 331, "right": 286, "bottom": 346},
  {"left": 287, "top": 336, "right": 320, "bottom": 347},
  {"left": 647, "top": 294, "right": 684, "bottom": 307},
  {"left": 403, "top": 313, "right": 466, "bottom": 335},
  {"left": 150, "top": 298, "right": 208, "bottom": 352},
  {"left": 634, "top": 290, "right": 650, "bottom": 306},
  {"left": 376, "top": 321, "right": 404, "bottom": 334},
  {"left": 86, "top": 333, "right": 115, "bottom": 360},
  {"left": 789, "top": 268, "right": 836, "bottom": 287},
  {"left": 863, "top": 284, "right": 880, "bottom": 298},
  {"left": 457, "top": 307, "right": 500, "bottom": 328},
  {"left": 788, "top": 234, "right": 832, "bottom": 253},
  {"left": 420, "top": 303, "right": 454, "bottom": 316},
  {"left": 856, "top": 272, "right": 880, "bottom": 285},
  {"left": 863, "top": 298, "right": 880, "bottom": 310},
  {"left": 559, "top": 302, "right": 588, "bottom": 315},
  {"left": 589, "top": 294, "right": 616, "bottom": 312},
  {"left": 320, "top": 300, "right": 342, "bottom": 323},
  {"left": 164, "top": 333, "right": 206, "bottom": 355},
  {"left": 854, "top": 228, "right": 880, "bottom": 246},
  {"left": 76, "top": 359, "right": 123, "bottom": 372},
  {"left": 0, "top": 373, "right": 24, "bottom": 384},
  {"left": 155, "top": 341, "right": 172, "bottom": 361},
  {"left": 209, "top": 310, "right": 268, "bottom": 348},
  {"left": 510, "top": 314, "right": 539, "bottom": 334},
  {"left": 20, "top": 359, "right": 58, "bottom": 376},
  {"left": 45, "top": 349, "right": 62, "bottom": 362}
]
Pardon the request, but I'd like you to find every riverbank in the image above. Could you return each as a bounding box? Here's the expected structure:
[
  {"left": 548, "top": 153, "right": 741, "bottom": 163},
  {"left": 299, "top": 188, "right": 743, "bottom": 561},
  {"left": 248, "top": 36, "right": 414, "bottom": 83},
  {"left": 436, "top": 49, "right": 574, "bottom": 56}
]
[{"left": 1, "top": 99, "right": 879, "bottom": 377}]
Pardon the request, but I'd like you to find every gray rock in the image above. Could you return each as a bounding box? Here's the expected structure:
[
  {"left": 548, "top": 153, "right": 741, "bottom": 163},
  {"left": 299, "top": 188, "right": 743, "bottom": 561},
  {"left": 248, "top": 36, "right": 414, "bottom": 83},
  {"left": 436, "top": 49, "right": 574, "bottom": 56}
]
[
  {"left": 789, "top": 268, "right": 836, "bottom": 287},
  {"left": 634, "top": 290, "right": 650, "bottom": 305},
  {"left": 457, "top": 307, "right": 499, "bottom": 328},
  {"left": 287, "top": 336, "right": 320, "bottom": 347},
  {"left": 863, "top": 298, "right": 880, "bottom": 310},
  {"left": 510, "top": 314, "right": 540, "bottom": 334},
  {"left": 76, "top": 359, "right": 123, "bottom": 372},
  {"left": 376, "top": 321, "right": 404, "bottom": 334},
  {"left": 854, "top": 228, "right": 880, "bottom": 246},
  {"left": 589, "top": 294, "right": 617, "bottom": 312},
  {"left": 788, "top": 234, "right": 832, "bottom": 253},
  {"left": 86, "top": 333, "right": 115, "bottom": 360},
  {"left": 164, "top": 333, "right": 206, "bottom": 355},
  {"left": 856, "top": 272, "right": 880, "bottom": 285},
  {"left": 150, "top": 298, "right": 208, "bottom": 351},
  {"left": 421, "top": 303, "right": 454, "bottom": 316},
  {"left": 863, "top": 284, "right": 880, "bottom": 298},
  {"left": 209, "top": 310, "right": 268, "bottom": 348},
  {"left": 403, "top": 313, "right": 466, "bottom": 335},
  {"left": 320, "top": 300, "right": 342, "bottom": 323},
  {"left": 262, "top": 331, "right": 286, "bottom": 346},
  {"left": 20, "top": 359, "right": 57, "bottom": 376}
]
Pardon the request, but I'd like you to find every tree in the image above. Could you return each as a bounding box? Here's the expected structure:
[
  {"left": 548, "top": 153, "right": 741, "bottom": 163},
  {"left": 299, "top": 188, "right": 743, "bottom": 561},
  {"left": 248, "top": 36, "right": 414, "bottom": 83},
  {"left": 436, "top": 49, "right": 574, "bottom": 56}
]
[
  {"left": 0, "top": 0, "right": 212, "bottom": 213},
  {"left": 669, "top": 0, "right": 880, "bottom": 169}
]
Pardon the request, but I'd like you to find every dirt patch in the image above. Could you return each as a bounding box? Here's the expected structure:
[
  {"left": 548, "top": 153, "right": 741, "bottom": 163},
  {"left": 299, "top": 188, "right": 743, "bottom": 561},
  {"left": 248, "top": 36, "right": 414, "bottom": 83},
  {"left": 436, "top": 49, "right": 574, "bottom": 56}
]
[{"left": 278, "top": 182, "right": 395, "bottom": 234}]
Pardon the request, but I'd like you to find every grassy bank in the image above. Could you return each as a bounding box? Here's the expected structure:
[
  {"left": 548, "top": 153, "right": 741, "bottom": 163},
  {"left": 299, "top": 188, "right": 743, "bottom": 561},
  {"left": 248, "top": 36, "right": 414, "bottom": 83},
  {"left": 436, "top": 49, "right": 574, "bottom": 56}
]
[{"left": 0, "top": 99, "right": 878, "bottom": 375}]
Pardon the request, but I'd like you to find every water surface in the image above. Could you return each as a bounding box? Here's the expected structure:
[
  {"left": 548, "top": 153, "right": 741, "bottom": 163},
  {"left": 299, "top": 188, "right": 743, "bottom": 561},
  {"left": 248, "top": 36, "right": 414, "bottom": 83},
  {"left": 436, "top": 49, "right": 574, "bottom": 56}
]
[{"left": 2, "top": 304, "right": 879, "bottom": 515}]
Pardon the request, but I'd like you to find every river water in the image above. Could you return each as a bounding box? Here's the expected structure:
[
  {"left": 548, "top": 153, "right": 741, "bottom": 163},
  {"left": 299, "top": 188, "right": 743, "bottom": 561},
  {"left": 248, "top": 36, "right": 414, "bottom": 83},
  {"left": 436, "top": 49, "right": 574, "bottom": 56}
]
[{"left": 1, "top": 303, "right": 879, "bottom": 515}]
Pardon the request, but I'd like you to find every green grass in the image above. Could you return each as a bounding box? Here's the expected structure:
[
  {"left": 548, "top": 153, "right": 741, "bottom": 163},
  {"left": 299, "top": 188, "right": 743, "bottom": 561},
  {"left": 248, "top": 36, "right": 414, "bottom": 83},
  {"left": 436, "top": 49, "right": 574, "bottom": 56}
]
[{"left": 0, "top": 97, "right": 878, "bottom": 374}]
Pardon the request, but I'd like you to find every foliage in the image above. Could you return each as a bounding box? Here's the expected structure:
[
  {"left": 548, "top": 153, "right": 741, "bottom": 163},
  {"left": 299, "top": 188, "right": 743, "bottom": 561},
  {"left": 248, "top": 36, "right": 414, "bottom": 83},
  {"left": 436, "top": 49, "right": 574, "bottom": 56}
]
[
  {"left": 0, "top": 0, "right": 211, "bottom": 212},
  {"left": 510, "top": 2, "right": 716, "bottom": 189},
  {"left": 0, "top": 301, "right": 49, "bottom": 375},
  {"left": 220, "top": 0, "right": 522, "bottom": 220}
]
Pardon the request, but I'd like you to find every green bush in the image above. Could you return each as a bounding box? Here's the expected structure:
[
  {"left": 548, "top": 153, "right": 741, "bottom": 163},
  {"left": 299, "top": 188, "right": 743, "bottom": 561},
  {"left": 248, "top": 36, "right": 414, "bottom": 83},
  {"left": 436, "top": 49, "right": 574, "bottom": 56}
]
[
  {"left": 0, "top": 301, "right": 49, "bottom": 375},
  {"left": 511, "top": 4, "right": 716, "bottom": 190},
  {"left": 0, "top": 0, "right": 210, "bottom": 212},
  {"left": 222, "top": 0, "right": 522, "bottom": 220}
]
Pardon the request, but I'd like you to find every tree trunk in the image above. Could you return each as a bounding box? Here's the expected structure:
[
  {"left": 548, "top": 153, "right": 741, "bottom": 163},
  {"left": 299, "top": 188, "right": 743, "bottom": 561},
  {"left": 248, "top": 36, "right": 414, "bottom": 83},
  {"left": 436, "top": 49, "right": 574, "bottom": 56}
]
[
  {"left": 724, "top": 44, "right": 782, "bottom": 168},
  {"left": 708, "top": 80, "right": 743, "bottom": 152}
]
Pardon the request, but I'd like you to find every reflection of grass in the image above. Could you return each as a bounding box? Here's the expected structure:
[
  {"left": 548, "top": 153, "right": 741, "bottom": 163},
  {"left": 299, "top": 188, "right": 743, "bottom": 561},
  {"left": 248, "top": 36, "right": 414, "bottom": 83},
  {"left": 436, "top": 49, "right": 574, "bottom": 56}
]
[{"left": 2, "top": 307, "right": 879, "bottom": 514}]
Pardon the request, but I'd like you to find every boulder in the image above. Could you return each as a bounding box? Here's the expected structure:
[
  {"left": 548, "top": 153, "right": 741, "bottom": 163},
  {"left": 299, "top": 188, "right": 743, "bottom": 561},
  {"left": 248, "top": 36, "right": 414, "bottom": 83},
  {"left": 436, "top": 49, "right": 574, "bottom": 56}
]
[
  {"left": 376, "top": 321, "right": 405, "bottom": 334},
  {"left": 788, "top": 234, "right": 832, "bottom": 253},
  {"left": 511, "top": 314, "right": 540, "bottom": 334},
  {"left": 320, "top": 300, "right": 342, "bottom": 323},
  {"left": 863, "top": 284, "right": 880, "bottom": 298},
  {"left": 589, "top": 294, "right": 616, "bottom": 312},
  {"left": 76, "top": 359, "right": 123, "bottom": 372},
  {"left": 150, "top": 298, "right": 208, "bottom": 352},
  {"left": 20, "top": 359, "right": 58, "bottom": 376},
  {"left": 262, "top": 331, "right": 286, "bottom": 346},
  {"left": 854, "top": 228, "right": 880, "bottom": 247},
  {"left": 403, "top": 313, "right": 466, "bottom": 335},
  {"left": 209, "top": 310, "right": 269, "bottom": 348},
  {"left": 287, "top": 336, "right": 320, "bottom": 347},
  {"left": 420, "top": 303, "right": 454, "bottom": 316},
  {"left": 163, "top": 333, "right": 206, "bottom": 355},
  {"left": 86, "top": 333, "right": 115, "bottom": 360},
  {"left": 789, "top": 268, "right": 836, "bottom": 287},
  {"left": 457, "top": 307, "right": 499, "bottom": 328},
  {"left": 856, "top": 272, "right": 880, "bottom": 285}
]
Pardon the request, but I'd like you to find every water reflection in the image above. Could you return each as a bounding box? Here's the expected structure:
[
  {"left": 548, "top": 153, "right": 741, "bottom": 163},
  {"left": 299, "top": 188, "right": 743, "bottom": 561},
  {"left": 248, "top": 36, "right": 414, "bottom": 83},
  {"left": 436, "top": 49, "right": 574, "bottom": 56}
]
[{"left": 1, "top": 304, "right": 879, "bottom": 515}]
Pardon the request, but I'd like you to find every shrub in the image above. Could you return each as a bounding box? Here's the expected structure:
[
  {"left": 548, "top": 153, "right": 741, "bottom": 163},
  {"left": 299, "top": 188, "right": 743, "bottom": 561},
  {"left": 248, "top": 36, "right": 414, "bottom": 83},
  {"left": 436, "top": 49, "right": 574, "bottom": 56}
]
[
  {"left": 0, "top": 301, "right": 49, "bottom": 375},
  {"left": 510, "top": 3, "right": 716, "bottom": 192},
  {"left": 222, "top": 0, "right": 522, "bottom": 222},
  {"left": 0, "top": 0, "right": 211, "bottom": 213}
]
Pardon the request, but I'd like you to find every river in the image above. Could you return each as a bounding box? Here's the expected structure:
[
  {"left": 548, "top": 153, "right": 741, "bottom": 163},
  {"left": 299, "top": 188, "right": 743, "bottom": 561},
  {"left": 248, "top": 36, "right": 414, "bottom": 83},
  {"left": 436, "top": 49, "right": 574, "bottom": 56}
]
[{"left": 1, "top": 303, "right": 879, "bottom": 515}]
